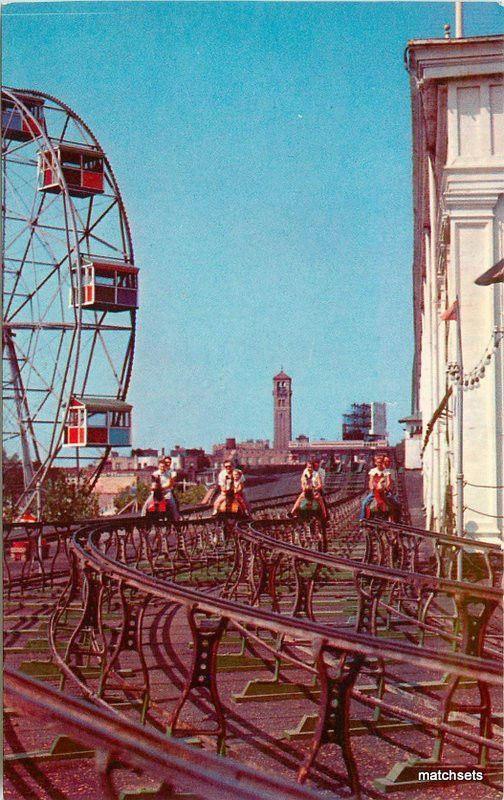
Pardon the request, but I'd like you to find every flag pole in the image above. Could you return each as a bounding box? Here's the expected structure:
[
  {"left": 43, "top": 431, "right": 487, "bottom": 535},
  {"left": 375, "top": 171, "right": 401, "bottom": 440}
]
[
  {"left": 455, "top": 1, "right": 464, "bottom": 38},
  {"left": 455, "top": 295, "right": 464, "bottom": 578}
]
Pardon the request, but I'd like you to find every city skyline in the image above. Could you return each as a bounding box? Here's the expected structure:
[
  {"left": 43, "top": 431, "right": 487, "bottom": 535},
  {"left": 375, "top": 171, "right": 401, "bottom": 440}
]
[
  {"left": 130, "top": 370, "right": 391, "bottom": 454},
  {"left": 4, "top": 2, "right": 503, "bottom": 453}
]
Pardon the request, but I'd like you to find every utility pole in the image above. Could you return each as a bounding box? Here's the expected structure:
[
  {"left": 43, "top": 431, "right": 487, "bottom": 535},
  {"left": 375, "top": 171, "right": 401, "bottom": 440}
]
[{"left": 455, "top": 297, "right": 464, "bottom": 579}]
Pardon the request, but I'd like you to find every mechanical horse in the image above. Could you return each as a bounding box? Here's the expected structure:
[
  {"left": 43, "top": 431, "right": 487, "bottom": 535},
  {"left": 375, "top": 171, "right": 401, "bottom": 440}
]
[
  {"left": 293, "top": 488, "right": 327, "bottom": 523},
  {"left": 290, "top": 488, "right": 328, "bottom": 551},
  {"left": 364, "top": 486, "right": 401, "bottom": 523},
  {"left": 213, "top": 488, "right": 250, "bottom": 519},
  {"left": 143, "top": 481, "right": 180, "bottom": 524}
]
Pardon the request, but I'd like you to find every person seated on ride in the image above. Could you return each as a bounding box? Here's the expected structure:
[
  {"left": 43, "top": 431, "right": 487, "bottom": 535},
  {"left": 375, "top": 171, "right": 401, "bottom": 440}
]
[
  {"left": 232, "top": 468, "right": 251, "bottom": 516},
  {"left": 359, "top": 454, "right": 389, "bottom": 520},
  {"left": 382, "top": 455, "right": 401, "bottom": 517},
  {"left": 315, "top": 458, "right": 326, "bottom": 488},
  {"left": 144, "top": 457, "right": 180, "bottom": 521},
  {"left": 289, "top": 462, "right": 327, "bottom": 519},
  {"left": 142, "top": 458, "right": 166, "bottom": 513},
  {"left": 163, "top": 456, "right": 181, "bottom": 520},
  {"left": 311, "top": 459, "right": 328, "bottom": 519},
  {"left": 213, "top": 460, "right": 234, "bottom": 515}
]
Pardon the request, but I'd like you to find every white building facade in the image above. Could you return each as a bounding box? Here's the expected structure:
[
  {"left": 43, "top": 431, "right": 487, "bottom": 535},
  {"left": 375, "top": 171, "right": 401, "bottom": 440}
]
[{"left": 407, "top": 35, "right": 503, "bottom": 542}]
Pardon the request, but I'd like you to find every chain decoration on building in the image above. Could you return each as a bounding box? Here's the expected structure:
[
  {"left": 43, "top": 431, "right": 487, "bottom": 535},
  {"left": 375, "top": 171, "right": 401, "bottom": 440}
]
[{"left": 447, "top": 327, "right": 504, "bottom": 390}]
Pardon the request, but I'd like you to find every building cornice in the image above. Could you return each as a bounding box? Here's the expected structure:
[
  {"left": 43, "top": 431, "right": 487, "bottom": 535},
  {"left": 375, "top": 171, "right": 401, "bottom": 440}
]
[
  {"left": 442, "top": 165, "right": 504, "bottom": 212},
  {"left": 407, "top": 35, "right": 504, "bottom": 84}
]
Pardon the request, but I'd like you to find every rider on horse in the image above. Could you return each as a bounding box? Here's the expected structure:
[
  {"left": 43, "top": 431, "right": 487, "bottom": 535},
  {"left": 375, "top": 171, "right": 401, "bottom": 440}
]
[
  {"left": 289, "top": 461, "right": 328, "bottom": 521},
  {"left": 213, "top": 461, "right": 250, "bottom": 517},
  {"left": 359, "top": 454, "right": 400, "bottom": 522},
  {"left": 232, "top": 468, "right": 251, "bottom": 516},
  {"left": 143, "top": 456, "right": 181, "bottom": 522}
]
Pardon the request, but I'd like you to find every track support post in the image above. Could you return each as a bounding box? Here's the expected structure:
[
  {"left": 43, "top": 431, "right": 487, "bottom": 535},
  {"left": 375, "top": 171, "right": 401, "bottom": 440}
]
[
  {"left": 168, "top": 607, "right": 228, "bottom": 754},
  {"left": 298, "top": 644, "right": 365, "bottom": 797}
]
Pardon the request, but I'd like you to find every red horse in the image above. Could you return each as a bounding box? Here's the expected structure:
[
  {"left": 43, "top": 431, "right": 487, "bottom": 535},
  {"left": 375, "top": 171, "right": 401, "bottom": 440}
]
[{"left": 365, "top": 486, "right": 401, "bottom": 523}]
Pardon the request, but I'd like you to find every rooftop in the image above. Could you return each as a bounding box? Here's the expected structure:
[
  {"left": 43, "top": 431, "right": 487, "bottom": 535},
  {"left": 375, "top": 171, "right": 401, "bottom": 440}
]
[
  {"left": 407, "top": 34, "right": 503, "bottom": 47},
  {"left": 273, "top": 370, "right": 291, "bottom": 381},
  {"left": 71, "top": 396, "right": 132, "bottom": 412}
]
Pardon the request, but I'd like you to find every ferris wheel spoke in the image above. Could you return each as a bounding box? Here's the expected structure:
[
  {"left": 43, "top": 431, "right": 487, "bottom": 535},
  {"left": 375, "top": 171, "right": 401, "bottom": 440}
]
[
  {"left": 13, "top": 334, "right": 64, "bottom": 403},
  {"left": 22, "top": 324, "right": 43, "bottom": 388},
  {"left": 30, "top": 262, "right": 74, "bottom": 326},
  {"left": 57, "top": 111, "right": 72, "bottom": 143},
  {"left": 47, "top": 329, "right": 69, "bottom": 402},
  {"left": 118, "top": 325, "right": 135, "bottom": 391},
  {"left": 3, "top": 402, "right": 24, "bottom": 431},
  {"left": 83, "top": 198, "right": 118, "bottom": 242},
  {"left": 29, "top": 330, "right": 69, "bottom": 391},
  {"left": 4, "top": 160, "right": 41, "bottom": 204},
  {"left": 5, "top": 177, "right": 39, "bottom": 250},
  {"left": 20, "top": 326, "right": 67, "bottom": 407},
  {"left": 96, "top": 329, "right": 121, "bottom": 387},
  {"left": 2, "top": 135, "right": 39, "bottom": 158},
  {"left": 3, "top": 433, "right": 23, "bottom": 444},
  {"left": 54, "top": 200, "right": 120, "bottom": 265},
  {"left": 71, "top": 201, "right": 90, "bottom": 236},
  {"left": 8, "top": 248, "right": 71, "bottom": 322},
  {"left": 4, "top": 192, "right": 57, "bottom": 318},
  {"left": 80, "top": 311, "right": 106, "bottom": 395},
  {"left": 4, "top": 175, "right": 60, "bottom": 275},
  {"left": 4, "top": 153, "right": 39, "bottom": 169},
  {"left": 84, "top": 193, "right": 95, "bottom": 235},
  {"left": 29, "top": 391, "right": 58, "bottom": 432},
  {"left": 86, "top": 230, "right": 124, "bottom": 256}
]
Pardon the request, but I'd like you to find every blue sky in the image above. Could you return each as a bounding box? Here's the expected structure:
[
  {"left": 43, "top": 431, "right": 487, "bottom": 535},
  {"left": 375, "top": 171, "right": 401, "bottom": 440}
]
[{"left": 4, "top": 2, "right": 503, "bottom": 449}]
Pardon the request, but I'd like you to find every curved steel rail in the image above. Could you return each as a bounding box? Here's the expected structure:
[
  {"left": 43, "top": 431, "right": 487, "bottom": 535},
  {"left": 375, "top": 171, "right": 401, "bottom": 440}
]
[{"left": 4, "top": 666, "right": 325, "bottom": 800}]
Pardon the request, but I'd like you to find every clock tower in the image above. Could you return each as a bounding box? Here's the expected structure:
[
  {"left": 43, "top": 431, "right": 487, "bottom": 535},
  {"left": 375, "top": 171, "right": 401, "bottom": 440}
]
[{"left": 273, "top": 370, "right": 292, "bottom": 452}]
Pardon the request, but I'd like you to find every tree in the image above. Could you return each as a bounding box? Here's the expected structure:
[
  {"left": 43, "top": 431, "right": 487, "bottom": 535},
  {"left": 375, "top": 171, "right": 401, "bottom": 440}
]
[
  {"left": 174, "top": 483, "right": 207, "bottom": 507},
  {"left": 2, "top": 450, "right": 24, "bottom": 521},
  {"left": 42, "top": 474, "right": 99, "bottom": 524},
  {"left": 113, "top": 479, "right": 150, "bottom": 514}
]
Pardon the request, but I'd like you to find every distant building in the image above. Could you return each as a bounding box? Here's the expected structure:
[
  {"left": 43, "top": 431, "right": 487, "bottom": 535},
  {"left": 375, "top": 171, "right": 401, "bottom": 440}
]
[
  {"left": 212, "top": 438, "right": 285, "bottom": 467},
  {"left": 170, "top": 446, "right": 210, "bottom": 480},
  {"left": 288, "top": 438, "right": 389, "bottom": 467},
  {"left": 108, "top": 448, "right": 159, "bottom": 472},
  {"left": 132, "top": 448, "right": 159, "bottom": 467},
  {"left": 273, "top": 370, "right": 292, "bottom": 452},
  {"left": 342, "top": 403, "right": 388, "bottom": 442}
]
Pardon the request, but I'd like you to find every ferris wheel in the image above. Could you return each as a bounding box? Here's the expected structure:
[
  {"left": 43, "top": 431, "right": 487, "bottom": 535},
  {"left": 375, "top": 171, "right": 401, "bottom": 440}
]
[{"left": 2, "top": 87, "right": 137, "bottom": 518}]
